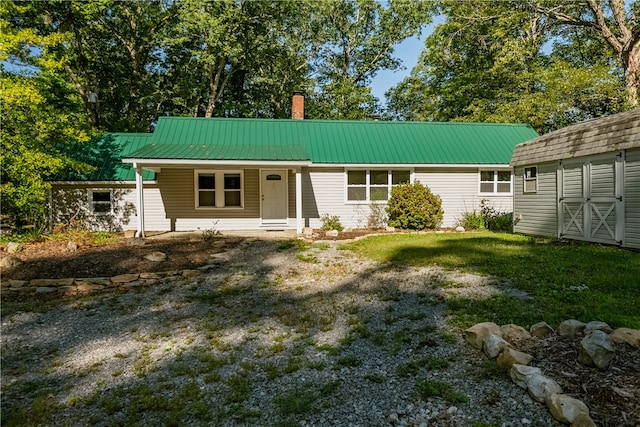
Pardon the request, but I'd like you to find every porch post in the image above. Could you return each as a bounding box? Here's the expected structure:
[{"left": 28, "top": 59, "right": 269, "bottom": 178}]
[
  {"left": 135, "top": 164, "right": 145, "bottom": 238},
  {"left": 295, "top": 168, "right": 303, "bottom": 233}
]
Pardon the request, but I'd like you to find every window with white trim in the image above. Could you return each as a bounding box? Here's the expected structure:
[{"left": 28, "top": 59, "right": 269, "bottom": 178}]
[
  {"left": 524, "top": 166, "right": 537, "bottom": 193},
  {"left": 195, "top": 170, "right": 244, "bottom": 208},
  {"left": 346, "top": 170, "right": 411, "bottom": 202},
  {"left": 90, "top": 190, "right": 112, "bottom": 215},
  {"left": 479, "top": 170, "right": 512, "bottom": 194}
]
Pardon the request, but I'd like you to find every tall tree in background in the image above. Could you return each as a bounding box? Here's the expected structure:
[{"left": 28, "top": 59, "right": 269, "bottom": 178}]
[
  {"left": 1, "top": 2, "right": 93, "bottom": 227},
  {"left": 533, "top": 0, "right": 639, "bottom": 107},
  {"left": 386, "top": 0, "right": 632, "bottom": 132},
  {"left": 309, "top": 0, "right": 432, "bottom": 120}
]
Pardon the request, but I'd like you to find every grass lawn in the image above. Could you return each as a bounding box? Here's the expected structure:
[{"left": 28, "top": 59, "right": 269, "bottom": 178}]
[{"left": 345, "top": 231, "right": 640, "bottom": 330}]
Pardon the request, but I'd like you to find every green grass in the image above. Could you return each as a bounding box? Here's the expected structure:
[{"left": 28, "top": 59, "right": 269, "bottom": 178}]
[
  {"left": 416, "top": 379, "right": 468, "bottom": 404},
  {"left": 346, "top": 232, "right": 640, "bottom": 329}
]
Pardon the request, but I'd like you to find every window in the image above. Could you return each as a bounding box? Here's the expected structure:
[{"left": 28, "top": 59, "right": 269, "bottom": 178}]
[
  {"left": 524, "top": 166, "right": 537, "bottom": 193},
  {"left": 479, "top": 170, "right": 512, "bottom": 194},
  {"left": 90, "top": 190, "right": 112, "bottom": 214},
  {"left": 346, "top": 170, "right": 411, "bottom": 202},
  {"left": 195, "top": 170, "right": 244, "bottom": 208}
]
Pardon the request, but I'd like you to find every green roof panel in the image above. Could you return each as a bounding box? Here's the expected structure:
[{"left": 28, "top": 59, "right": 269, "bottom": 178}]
[
  {"left": 65, "top": 133, "right": 155, "bottom": 181},
  {"left": 125, "top": 117, "right": 538, "bottom": 165}
]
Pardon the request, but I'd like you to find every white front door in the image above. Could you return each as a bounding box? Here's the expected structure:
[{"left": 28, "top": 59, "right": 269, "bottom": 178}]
[{"left": 261, "top": 169, "right": 288, "bottom": 223}]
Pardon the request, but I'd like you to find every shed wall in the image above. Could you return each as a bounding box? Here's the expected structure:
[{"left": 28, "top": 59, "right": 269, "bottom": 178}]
[
  {"left": 625, "top": 148, "right": 640, "bottom": 249},
  {"left": 513, "top": 162, "right": 557, "bottom": 237}
]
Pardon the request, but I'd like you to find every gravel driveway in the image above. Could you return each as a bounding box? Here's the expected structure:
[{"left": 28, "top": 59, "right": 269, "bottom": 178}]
[{"left": 1, "top": 238, "right": 559, "bottom": 426}]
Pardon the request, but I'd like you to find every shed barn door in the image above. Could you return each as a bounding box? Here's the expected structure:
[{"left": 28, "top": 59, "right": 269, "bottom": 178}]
[{"left": 557, "top": 153, "right": 624, "bottom": 245}]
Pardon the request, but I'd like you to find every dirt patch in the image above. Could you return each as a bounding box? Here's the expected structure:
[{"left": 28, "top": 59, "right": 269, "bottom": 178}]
[
  {"left": 0, "top": 229, "right": 385, "bottom": 281},
  {"left": 0, "top": 236, "right": 243, "bottom": 281}
]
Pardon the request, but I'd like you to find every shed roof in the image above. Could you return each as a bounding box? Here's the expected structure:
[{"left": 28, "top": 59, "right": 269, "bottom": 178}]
[
  {"left": 511, "top": 109, "right": 640, "bottom": 167},
  {"left": 125, "top": 117, "right": 538, "bottom": 165}
]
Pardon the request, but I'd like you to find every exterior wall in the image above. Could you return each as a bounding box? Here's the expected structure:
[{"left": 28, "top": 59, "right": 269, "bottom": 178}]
[
  {"left": 625, "top": 148, "right": 640, "bottom": 249},
  {"left": 513, "top": 162, "right": 558, "bottom": 237},
  {"left": 302, "top": 166, "right": 513, "bottom": 229},
  {"left": 415, "top": 167, "right": 513, "bottom": 228},
  {"left": 158, "top": 167, "right": 262, "bottom": 231}
]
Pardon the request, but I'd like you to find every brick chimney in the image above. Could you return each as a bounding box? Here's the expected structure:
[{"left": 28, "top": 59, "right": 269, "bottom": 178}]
[{"left": 292, "top": 91, "right": 304, "bottom": 120}]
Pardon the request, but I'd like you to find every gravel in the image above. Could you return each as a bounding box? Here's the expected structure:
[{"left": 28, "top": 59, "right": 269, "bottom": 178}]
[{"left": 1, "top": 238, "right": 560, "bottom": 426}]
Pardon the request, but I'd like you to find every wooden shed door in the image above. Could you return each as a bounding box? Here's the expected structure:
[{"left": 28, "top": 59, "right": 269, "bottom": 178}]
[{"left": 557, "top": 152, "right": 624, "bottom": 245}]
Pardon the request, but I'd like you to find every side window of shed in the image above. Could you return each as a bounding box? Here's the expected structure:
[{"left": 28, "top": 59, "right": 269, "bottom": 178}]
[{"left": 524, "top": 167, "right": 537, "bottom": 193}]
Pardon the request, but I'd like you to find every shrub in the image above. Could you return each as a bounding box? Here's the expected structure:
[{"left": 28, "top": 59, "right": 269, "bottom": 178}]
[
  {"left": 386, "top": 182, "right": 443, "bottom": 230},
  {"left": 457, "top": 210, "right": 485, "bottom": 230},
  {"left": 320, "top": 214, "right": 344, "bottom": 231},
  {"left": 480, "top": 199, "right": 513, "bottom": 232}
]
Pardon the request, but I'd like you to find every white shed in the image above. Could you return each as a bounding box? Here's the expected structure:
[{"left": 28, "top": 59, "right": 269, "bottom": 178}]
[{"left": 511, "top": 109, "right": 640, "bottom": 249}]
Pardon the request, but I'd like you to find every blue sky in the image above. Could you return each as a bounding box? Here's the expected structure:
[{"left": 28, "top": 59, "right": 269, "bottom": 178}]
[{"left": 370, "top": 17, "right": 442, "bottom": 105}]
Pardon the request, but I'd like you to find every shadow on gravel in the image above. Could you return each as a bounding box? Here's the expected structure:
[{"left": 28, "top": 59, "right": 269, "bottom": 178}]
[{"left": 1, "top": 237, "right": 564, "bottom": 427}]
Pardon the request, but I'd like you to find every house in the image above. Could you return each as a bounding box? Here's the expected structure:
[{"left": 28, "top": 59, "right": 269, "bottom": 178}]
[
  {"left": 511, "top": 108, "right": 640, "bottom": 249},
  {"left": 51, "top": 95, "right": 538, "bottom": 235}
]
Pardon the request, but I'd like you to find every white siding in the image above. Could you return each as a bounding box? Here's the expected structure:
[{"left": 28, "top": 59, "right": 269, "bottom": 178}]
[
  {"left": 416, "top": 167, "right": 513, "bottom": 228},
  {"left": 625, "top": 149, "right": 640, "bottom": 249},
  {"left": 122, "top": 186, "right": 171, "bottom": 232},
  {"left": 302, "top": 166, "right": 512, "bottom": 229},
  {"left": 513, "top": 162, "right": 558, "bottom": 237}
]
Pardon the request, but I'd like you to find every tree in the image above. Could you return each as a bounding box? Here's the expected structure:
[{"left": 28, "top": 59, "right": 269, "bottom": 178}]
[
  {"left": 0, "top": 72, "right": 93, "bottom": 227},
  {"left": 532, "top": 0, "right": 640, "bottom": 107},
  {"left": 308, "top": 0, "right": 432, "bottom": 119},
  {"left": 386, "top": 0, "right": 629, "bottom": 132}
]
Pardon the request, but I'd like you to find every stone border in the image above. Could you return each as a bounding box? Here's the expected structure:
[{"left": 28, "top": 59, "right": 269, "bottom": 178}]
[
  {"left": 464, "top": 320, "right": 640, "bottom": 426},
  {"left": 1, "top": 269, "right": 204, "bottom": 299}
]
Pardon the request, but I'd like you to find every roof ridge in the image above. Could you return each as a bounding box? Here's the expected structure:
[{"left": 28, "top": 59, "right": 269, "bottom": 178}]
[{"left": 155, "top": 116, "right": 533, "bottom": 127}]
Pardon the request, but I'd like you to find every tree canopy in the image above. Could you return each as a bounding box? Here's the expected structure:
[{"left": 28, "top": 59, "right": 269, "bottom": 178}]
[
  {"left": 386, "top": 0, "right": 636, "bottom": 133},
  {"left": 1, "top": 0, "right": 636, "bottom": 228}
]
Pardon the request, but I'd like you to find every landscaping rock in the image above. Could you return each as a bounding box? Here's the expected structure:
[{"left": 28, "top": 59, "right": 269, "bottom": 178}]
[
  {"left": 500, "top": 324, "right": 531, "bottom": 342},
  {"left": 302, "top": 227, "right": 314, "bottom": 237},
  {"left": 139, "top": 272, "right": 161, "bottom": 279},
  {"left": 143, "top": 251, "right": 167, "bottom": 262},
  {"left": 571, "top": 413, "right": 597, "bottom": 427},
  {"left": 385, "top": 226, "right": 396, "bottom": 232},
  {"left": 182, "top": 269, "right": 202, "bottom": 278},
  {"left": 326, "top": 230, "right": 339, "bottom": 237},
  {"left": 464, "top": 322, "right": 501, "bottom": 349},
  {"left": 35, "top": 287, "right": 57, "bottom": 294},
  {"left": 7, "top": 242, "right": 23, "bottom": 253},
  {"left": 0, "top": 255, "right": 24, "bottom": 268},
  {"left": 455, "top": 226, "right": 465, "bottom": 232},
  {"left": 609, "top": 327, "right": 640, "bottom": 347},
  {"left": 558, "top": 319, "right": 587, "bottom": 336},
  {"left": 66, "top": 241, "right": 78, "bottom": 252},
  {"left": 127, "top": 237, "right": 146, "bottom": 246},
  {"left": 6, "top": 280, "right": 28, "bottom": 288},
  {"left": 482, "top": 333, "right": 511, "bottom": 359},
  {"left": 30, "top": 278, "right": 75, "bottom": 287},
  {"left": 497, "top": 348, "right": 533, "bottom": 369},
  {"left": 111, "top": 273, "right": 140, "bottom": 284},
  {"left": 509, "top": 364, "right": 542, "bottom": 389},
  {"left": 530, "top": 321, "right": 554, "bottom": 338},
  {"left": 584, "top": 321, "right": 612, "bottom": 334},
  {"left": 578, "top": 330, "right": 615, "bottom": 369},
  {"left": 547, "top": 393, "right": 590, "bottom": 424},
  {"left": 526, "top": 373, "right": 562, "bottom": 403},
  {"left": 76, "top": 283, "right": 105, "bottom": 292}
]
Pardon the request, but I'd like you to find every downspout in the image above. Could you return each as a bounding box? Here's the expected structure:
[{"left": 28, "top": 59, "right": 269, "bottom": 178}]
[{"left": 135, "top": 164, "right": 145, "bottom": 238}]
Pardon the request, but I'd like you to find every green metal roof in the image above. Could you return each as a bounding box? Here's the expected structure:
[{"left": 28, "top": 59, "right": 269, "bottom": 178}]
[
  {"left": 65, "top": 133, "right": 155, "bottom": 181},
  {"left": 128, "top": 143, "right": 309, "bottom": 161},
  {"left": 125, "top": 117, "right": 538, "bottom": 165}
]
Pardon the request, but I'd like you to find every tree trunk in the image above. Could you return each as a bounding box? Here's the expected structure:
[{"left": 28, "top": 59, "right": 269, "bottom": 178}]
[{"left": 622, "top": 42, "right": 639, "bottom": 107}]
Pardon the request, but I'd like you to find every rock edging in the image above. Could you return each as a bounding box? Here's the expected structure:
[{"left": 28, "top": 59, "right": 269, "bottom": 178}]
[
  {"left": 464, "top": 320, "right": 640, "bottom": 426},
  {"left": 1, "top": 269, "right": 204, "bottom": 298}
]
